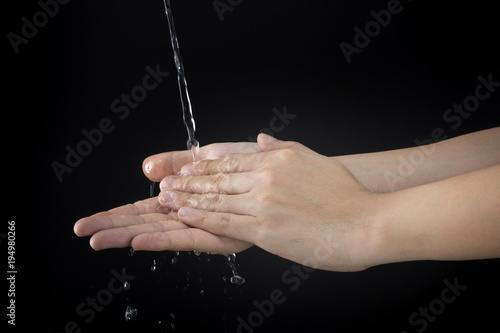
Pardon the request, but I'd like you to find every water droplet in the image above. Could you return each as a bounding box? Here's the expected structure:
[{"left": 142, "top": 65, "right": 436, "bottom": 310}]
[
  {"left": 151, "top": 259, "right": 157, "bottom": 272},
  {"left": 124, "top": 281, "right": 130, "bottom": 291},
  {"left": 200, "top": 289, "right": 205, "bottom": 296},
  {"left": 171, "top": 257, "right": 177, "bottom": 265},
  {"left": 230, "top": 275, "right": 246, "bottom": 285},
  {"left": 175, "top": 251, "right": 180, "bottom": 256},
  {"left": 124, "top": 306, "right": 138, "bottom": 321},
  {"left": 193, "top": 250, "right": 201, "bottom": 256},
  {"left": 170, "top": 312, "right": 176, "bottom": 320},
  {"left": 130, "top": 248, "right": 135, "bottom": 256},
  {"left": 170, "top": 323, "right": 176, "bottom": 331},
  {"left": 222, "top": 276, "right": 227, "bottom": 283}
]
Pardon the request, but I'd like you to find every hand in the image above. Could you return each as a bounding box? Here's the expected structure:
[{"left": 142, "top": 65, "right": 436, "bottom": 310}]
[
  {"left": 143, "top": 141, "right": 262, "bottom": 181},
  {"left": 157, "top": 134, "right": 381, "bottom": 272},
  {"left": 74, "top": 142, "right": 261, "bottom": 253}
]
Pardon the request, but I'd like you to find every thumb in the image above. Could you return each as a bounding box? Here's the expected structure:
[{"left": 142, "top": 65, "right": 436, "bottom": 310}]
[{"left": 257, "top": 133, "right": 315, "bottom": 153}]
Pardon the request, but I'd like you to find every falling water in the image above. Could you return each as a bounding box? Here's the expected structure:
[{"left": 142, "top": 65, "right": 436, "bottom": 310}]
[
  {"left": 162, "top": 0, "right": 199, "bottom": 161},
  {"left": 227, "top": 254, "right": 245, "bottom": 285},
  {"left": 162, "top": 0, "right": 244, "bottom": 285}
]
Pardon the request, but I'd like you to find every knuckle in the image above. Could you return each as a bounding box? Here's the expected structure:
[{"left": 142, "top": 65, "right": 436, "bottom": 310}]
[
  {"left": 259, "top": 168, "right": 281, "bottom": 186},
  {"left": 146, "top": 232, "right": 169, "bottom": 249},
  {"left": 255, "top": 191, "right": 274, "bottom": 207},
  {"left": 217, "top": 213, "right": 233, "bottom": 236},
  {"left": 252, "top": 218, "right": 268, "bottom": 246},
  {"left": 174, "top": 176, "right": 189, "bottom": 191},
  {"left": 221, "top": 154, "right": 240, "bottom": 173},
  {"left": 151, "top": 221, "right": 166, "bottom": 233},
  {"left": 181, "top": 228, "right": 196, "bottom": 249},
  {"left": 213, "top": 173, "right": 229, "bottom": 193},
  {"left": 194, "top": 160, "right": 208, "bottom": 175},
  {"left": 276, "top": 148, "right": 299, "bottom": 161},
  {"left": 198, "top": 193, "right": 221, "bottom": 210}
]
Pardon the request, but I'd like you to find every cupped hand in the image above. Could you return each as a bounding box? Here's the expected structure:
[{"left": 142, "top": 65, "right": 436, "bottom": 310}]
[
  {"left": 74, "top": 141, "right": 261, "bottom": 253},
  {"left": 156, "top": 134, "right": 380, "bottom": 272},
  {"left": 73, "top": 197, "right": 251, "bottom": 253}
]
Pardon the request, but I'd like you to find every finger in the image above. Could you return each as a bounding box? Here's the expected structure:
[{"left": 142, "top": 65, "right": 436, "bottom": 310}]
[
  {"left": 96, "top": 197, "right": 173, "bottom": 216},
  {"left": 74, "top": 197, "right": 176, "bottom": 236},
  {"left": 159, "top": 172, "right": 254, "bottom": 195},
  {"left": 131, "top": 228, "right": 253, "bottom": 254},
  {"left": 74, "top": 212, "right": 177, "bottom": 237},
  {"left": 158, "top": 190, "right": 252, "bottom": 215},
  {"left": 142, "top": 142, "right": 261, "bottom": 181},
  {"left": 89, "top": 219, "right": 190, "bottom": 250},
  {"left": 257, "top": 133, "right": 316, "bottom": 154},
  {"left": 178, "top": 207, "right": 258, "bottom": 243},
  {"left": 180, "top": 152, "right": 266, "bottom": 176},
  {"left": 143, "top": 150, "right": 196, "bottom": 182}
]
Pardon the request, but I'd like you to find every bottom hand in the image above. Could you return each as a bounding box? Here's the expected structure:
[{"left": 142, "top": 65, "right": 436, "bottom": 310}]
[{"left": 74, "top": 197, "right": 252, "bottom": 254}]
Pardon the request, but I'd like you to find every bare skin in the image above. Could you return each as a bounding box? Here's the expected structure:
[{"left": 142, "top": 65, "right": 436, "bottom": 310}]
[{"left": 74, "top": 127, "right": 500, "bottom": 272}]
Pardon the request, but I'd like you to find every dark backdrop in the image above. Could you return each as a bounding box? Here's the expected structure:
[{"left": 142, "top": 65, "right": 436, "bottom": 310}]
[{"left": 5, "top": 0, "right": 500, "bottom": 332}]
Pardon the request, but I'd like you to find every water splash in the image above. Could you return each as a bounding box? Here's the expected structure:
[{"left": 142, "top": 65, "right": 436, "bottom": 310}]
[
  {"left": 125, "top": 306, "right": 138, "bottom": 321},
  {"left": 227, "top": 254, "right": 245, "bottom": 285}
]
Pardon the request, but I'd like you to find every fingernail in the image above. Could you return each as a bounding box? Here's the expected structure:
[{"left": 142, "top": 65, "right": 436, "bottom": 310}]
[
  {"left": 178, "top": 207, "right": 194, "bottom": 218},
  {"left": 159, "top": 190, "right": 177, "bottom": 205},
  {"left": 160, "top": 176, "right": 176, "bottom": 190},
  {"left": 180, "top": 163, "right": 195, "bottom": 175}
]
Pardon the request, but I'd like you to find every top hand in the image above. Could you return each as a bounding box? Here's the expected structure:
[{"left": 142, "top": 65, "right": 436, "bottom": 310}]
[{"left": 155, "top": 134, "right": 378, "bottom": 272}]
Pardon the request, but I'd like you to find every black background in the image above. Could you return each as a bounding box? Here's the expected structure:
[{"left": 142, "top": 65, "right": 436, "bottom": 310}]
[{"left": 4, "top": 0, "right": 500, "bottom": 332}]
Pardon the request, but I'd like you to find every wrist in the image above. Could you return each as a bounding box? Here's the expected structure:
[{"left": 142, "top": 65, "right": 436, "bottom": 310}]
[
  {"left": 343, "top": 191, "right": 395, "bottom": 271},
  {"left": 363, "top": 190, "right": 428, "bottom": 269}
]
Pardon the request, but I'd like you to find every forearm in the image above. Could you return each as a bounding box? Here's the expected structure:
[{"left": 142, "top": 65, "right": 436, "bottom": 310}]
[
  {"left": 335, "top": 127, "right": 500, "bottom": 193},
  {"left": 367, "top": 164, "right": 500, "bottom": 267}
]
